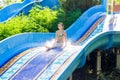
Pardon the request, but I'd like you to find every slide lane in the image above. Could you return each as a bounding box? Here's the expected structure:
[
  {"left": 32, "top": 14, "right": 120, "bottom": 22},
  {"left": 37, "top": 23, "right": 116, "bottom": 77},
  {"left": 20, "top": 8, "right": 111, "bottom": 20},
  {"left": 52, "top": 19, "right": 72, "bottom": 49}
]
[
  {"left": 0, "top": 48, "right": 34, "bottom": 75},
  {"left": 0, "top": 45, "right": 79, "bottom": 80},
  {"left": 10, "top": 49, "right": 61, "bottom": 80},
  {"left": 76, "top": 15, "right": 106, "bottom": 44},
  {"left": 38, "top": 46, "right": 82, "bottom": 80},
  {"left": 0, "top": 47, "right": 44, "bottom": 79},
  {"left": 80, "top": 16, "right": 106, "bottom": 45}
]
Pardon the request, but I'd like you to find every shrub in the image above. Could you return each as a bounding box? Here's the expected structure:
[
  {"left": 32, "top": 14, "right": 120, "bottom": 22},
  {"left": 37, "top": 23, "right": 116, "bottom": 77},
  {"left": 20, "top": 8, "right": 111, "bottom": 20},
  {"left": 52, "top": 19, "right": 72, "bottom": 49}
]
[
  {"left": 29, "top": 5, "right": 58, "bottom": 31},
  {"left": 0, "top": 12, "right": 48, "bottom": 40}
]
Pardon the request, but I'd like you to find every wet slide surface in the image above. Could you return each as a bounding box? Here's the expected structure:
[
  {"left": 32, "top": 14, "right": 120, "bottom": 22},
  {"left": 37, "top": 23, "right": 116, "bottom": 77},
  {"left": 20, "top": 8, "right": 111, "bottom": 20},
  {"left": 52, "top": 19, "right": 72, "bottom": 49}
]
[
  {"left": 11, "top": 50, "right": 60, "bottom": 80},
  {"left": 0, "top": 15, "right": 106, "bottom": 80},
  {"left": 2, "top": 0, "right": 119, "bottom": 79},
  {"left": 0, "top": 14, "right": 120, "bottom": 80},
  {"left": 0, "top": 45, "right": 79, "bottom": 80}
]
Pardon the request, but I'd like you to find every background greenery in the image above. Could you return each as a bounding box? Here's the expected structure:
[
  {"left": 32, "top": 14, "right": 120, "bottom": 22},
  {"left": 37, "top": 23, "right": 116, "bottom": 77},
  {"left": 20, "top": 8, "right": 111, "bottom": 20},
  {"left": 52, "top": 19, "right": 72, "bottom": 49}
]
[
  {"left": 59, "top": 0, "right": 101, "bottom": 12},
  {"left": 0, "top": 0, "right": 103, "bottom": 41},
  {"left": 0, "top": 2, "right": 83, "bottom": 40}
]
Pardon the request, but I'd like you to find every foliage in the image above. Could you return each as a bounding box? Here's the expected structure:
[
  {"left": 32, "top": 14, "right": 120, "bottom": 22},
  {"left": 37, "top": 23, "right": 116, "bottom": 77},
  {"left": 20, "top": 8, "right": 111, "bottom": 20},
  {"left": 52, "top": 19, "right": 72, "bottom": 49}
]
[
  {"left": 0, "top": 6, "right": 3, "bottom": 9},
  {"left": 99, "top": 69, "right": 120, "bottom": 80},
  {"left": 50, "top": 8, "right": 82, "bottom": 32},
  {"left": 0, "top": 4, "right": 82, "bottom": 40},
  {"left": 0, "top": 9, "right": 48, "bottom": 40},
  {"left": 59, "top": 0, "right": 101, "bottom": 12},
  {"left": 62, "top": 9, "right": 82, "bottom": 29},
  {"left": 29, "top": 5, "right": 82, "bottom": 32},
  {"left": 29, "top": 5, "right": 58, "bottom": 31},
  {"left": 0, "top": 0, "right": 102, "bottom": 41}
]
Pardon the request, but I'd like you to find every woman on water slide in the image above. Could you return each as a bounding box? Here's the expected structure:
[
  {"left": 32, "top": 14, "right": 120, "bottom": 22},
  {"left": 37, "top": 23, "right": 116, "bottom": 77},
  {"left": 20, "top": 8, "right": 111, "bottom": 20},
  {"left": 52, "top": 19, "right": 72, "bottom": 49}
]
[{"left": 45, "top": 22, "right": 67, "bottom": 51}]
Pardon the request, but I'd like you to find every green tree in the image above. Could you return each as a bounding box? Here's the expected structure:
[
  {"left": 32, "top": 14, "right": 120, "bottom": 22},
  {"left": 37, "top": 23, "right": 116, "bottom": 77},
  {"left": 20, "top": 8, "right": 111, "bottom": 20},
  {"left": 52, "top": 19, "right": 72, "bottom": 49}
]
[
  {"left": 59, "top": 0, "right": 101, "bottom": 12},
  {"left": 29, "top": 5, "right": 58, "bottom": 31}
]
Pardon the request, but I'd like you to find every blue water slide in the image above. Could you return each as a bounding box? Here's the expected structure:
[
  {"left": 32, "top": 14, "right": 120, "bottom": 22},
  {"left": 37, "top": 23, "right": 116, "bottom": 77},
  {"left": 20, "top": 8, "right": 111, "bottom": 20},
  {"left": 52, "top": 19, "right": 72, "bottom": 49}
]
[
  {"left": 0, "top": 0, "right": 59, "bottom": 23},
  {"left": 40, "top": 0, "right": 59, "bottom": 8},
  {"left": 2, "top": 14, "right": 120, "bottom": 80},
  {"left": 1, "top": 0, "right": 120, "bottom": 80},
  {"left": 2, "top": 0, "right": 120, "bottom": 80},
  {"left": 0, "top": 0, "right": 106, "bottom": 68}
]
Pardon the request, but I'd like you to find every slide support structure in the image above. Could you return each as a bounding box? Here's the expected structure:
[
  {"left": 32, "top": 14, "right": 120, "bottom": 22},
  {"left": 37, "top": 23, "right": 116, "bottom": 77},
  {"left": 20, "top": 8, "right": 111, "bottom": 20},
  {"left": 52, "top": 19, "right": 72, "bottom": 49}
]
[
  {"left": 97, "top": 50, "right": 102, "bottom": 80},
  {"left": 117, "top": 49, "right": 120, "bottom": 69},
  {"left": 69, "top": 74, "right": 73, "bottom": 80}
]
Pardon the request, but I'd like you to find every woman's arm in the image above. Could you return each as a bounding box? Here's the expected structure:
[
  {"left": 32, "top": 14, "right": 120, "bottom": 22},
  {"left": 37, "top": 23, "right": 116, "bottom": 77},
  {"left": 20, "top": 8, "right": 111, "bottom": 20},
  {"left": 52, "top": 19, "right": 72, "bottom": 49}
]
[
  {"left": 55, "top": 31, "right": 58, "bottom": 43},
  {"left": 63, "top": 31, "right": 67, "bottom": 47}
]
